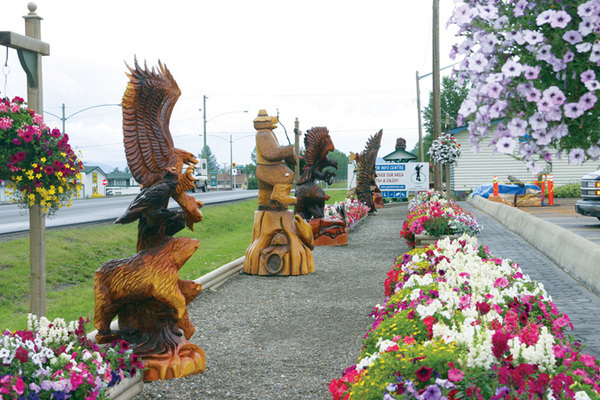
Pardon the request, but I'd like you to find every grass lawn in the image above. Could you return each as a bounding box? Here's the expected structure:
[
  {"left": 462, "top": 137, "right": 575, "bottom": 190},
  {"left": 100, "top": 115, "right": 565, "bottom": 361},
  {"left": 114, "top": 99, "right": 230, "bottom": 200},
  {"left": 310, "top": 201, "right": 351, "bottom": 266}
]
[{"left": 0, "top": 189, "right": 349, "bottom": 331}]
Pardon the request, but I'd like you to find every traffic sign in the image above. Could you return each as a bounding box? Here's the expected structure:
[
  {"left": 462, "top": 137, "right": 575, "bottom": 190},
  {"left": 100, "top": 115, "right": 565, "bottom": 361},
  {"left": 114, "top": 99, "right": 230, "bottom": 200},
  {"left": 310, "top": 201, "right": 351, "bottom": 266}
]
[{"left": 101, "top": 179, "right": 108, "bottom": 186}]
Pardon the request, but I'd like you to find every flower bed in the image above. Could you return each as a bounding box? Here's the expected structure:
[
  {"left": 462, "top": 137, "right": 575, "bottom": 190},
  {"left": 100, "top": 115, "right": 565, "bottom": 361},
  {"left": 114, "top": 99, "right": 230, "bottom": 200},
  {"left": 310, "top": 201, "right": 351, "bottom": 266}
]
[
  {"left": 330, "top": 235, "right": 600, "bottom": 400},
  {"left": 401, "top": 192, "right": 482, "bottom": 248},
  {"left": 0, "top": 315, "right": 144, "bottom": 400},
  {"left": 325, "top": 199, "right": 371, "bottom": 229}
]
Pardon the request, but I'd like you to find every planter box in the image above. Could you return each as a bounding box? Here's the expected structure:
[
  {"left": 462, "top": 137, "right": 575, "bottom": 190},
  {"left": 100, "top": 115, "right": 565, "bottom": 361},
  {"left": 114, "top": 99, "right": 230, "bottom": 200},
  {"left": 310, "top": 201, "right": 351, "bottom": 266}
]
[
  {"left": 415, "top": 234, "right": 460, "bottom": 249},
  {"left": 107, "top": 372, "right": 143, "bottom": 400}
]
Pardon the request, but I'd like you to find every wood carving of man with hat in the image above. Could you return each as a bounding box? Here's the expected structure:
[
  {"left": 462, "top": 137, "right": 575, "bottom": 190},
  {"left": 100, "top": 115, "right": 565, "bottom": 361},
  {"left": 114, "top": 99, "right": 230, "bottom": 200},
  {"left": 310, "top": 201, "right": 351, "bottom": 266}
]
[{"left": 254, "top": 110, "right": 297, "bottom": 209}]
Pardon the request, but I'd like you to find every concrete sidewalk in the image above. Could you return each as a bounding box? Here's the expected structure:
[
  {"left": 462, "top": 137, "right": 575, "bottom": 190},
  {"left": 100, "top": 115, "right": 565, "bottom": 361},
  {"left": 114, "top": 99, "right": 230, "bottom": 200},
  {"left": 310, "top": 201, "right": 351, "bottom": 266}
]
[{"left": 463, "top": 199, "right": 600, "bottom": 359}]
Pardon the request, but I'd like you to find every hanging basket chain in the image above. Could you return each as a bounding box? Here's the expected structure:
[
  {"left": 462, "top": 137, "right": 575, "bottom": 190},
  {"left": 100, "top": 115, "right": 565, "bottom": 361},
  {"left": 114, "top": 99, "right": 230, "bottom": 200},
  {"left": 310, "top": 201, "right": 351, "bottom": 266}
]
[{"left": 2, "top": 47, "right": 10, "bottom": 96}]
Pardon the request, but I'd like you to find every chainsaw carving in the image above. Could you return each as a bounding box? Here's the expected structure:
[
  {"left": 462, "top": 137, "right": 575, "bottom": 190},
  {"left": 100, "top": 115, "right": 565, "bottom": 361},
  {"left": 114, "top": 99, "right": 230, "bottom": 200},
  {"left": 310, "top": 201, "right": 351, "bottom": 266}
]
[
  {"left": 244, "top": 110, "right": 315, "bottom": 275},
  {"left": 294, "top": 127, "right": 347, "bottom": 246},
  {"left": 94, "top": 58, "right": 205, "bottom": 382},
  {"left": 348, "top": 130, "right": 384, "bottom": 212}
]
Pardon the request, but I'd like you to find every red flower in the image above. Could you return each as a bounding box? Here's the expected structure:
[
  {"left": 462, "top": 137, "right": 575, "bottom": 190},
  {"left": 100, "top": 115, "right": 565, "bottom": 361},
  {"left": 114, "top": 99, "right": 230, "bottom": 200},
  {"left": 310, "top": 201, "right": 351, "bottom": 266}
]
[
  {"left": 15, "top": 346, "right": 29, "bottom": 363},
  {"left": 44, "top": 166, "right": 55, "bottom": 175},
  {"left": 414, "top": 366, "right": 433, "bottom": 382},
  {"left": 475, "top": 301, "right": 491, "bottom": 315},
  {"left": 491, "top": 330, "right": 511, "bottom": 359}
]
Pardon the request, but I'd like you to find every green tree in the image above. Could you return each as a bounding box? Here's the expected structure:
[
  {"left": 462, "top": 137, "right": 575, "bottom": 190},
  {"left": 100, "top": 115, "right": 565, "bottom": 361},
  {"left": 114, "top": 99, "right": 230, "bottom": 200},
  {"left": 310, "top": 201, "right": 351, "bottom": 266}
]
[
  {"left": 199, "top": 146, "right": 219, "bottom": 172},
  {"left": 412, "top": 77, "right": 470, "bottom": 161}
]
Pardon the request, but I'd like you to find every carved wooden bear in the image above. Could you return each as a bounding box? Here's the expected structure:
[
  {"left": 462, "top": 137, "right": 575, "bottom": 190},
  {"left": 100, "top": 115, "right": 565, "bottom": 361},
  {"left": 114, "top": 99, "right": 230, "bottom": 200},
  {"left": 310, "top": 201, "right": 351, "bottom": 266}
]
[{"left": 94, "top": 236, "right": 200, "bottom": 342}]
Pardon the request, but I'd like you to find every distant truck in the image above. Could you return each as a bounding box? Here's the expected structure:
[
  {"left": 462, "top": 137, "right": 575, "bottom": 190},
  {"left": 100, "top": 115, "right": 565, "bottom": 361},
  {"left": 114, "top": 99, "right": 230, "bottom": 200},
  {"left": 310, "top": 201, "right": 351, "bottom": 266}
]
[
  {"left": 191, "top": 158, "right": 209, "bottom": 193},
  {"left": 575, "top": 169, "right": 600, "bottom": 220}
]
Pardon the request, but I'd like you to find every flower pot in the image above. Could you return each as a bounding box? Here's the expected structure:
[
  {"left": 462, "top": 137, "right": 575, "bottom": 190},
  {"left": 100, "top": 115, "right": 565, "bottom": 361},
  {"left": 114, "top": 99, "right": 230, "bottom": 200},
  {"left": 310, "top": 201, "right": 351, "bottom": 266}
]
[
  {"left": 414, "top": 234, "right": 460, "bottom": 249},
  {"left": 107, "top": 372, "right": 144, "bottom": 400}
]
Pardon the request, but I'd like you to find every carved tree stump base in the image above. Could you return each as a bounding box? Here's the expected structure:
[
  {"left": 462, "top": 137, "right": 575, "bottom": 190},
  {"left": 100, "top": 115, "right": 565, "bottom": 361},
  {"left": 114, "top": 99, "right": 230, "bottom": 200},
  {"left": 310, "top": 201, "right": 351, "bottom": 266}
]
[
  {"left": 373, "top": 192, "right": 384, "bottom": 209},
  {"left": 308, "top": 218, "right": 348, "bottom": 247},
  {"left": 244, "top": 210, "right": 314, "bottom": 275},
  {"left": 141, "top": 340, "right": 206, "bottom": 382}
]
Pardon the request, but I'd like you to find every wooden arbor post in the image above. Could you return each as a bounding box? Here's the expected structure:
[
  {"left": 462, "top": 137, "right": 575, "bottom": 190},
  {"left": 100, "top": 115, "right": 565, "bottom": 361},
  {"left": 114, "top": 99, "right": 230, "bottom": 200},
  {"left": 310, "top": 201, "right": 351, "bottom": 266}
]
[{"left": 0, "top": 3, "right": 50, "bottom": 317}]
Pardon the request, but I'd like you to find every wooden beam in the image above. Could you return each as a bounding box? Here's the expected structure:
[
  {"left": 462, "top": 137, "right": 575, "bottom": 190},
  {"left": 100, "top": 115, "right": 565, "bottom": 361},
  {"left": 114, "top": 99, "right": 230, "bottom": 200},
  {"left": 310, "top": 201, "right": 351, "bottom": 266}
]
[{"left": 0, "top": 31, "right": 49, "bottom": 55}]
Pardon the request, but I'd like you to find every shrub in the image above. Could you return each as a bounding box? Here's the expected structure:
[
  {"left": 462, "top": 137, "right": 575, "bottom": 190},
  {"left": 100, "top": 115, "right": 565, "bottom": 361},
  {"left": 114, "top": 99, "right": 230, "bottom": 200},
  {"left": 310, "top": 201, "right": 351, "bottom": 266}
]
[{"left": 554, "top": 182, "right": 581, "bottom": 198}]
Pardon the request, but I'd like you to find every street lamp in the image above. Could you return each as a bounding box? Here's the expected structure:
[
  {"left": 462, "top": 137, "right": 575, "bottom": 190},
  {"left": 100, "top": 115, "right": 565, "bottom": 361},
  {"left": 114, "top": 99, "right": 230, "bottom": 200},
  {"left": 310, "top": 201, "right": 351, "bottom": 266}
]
[
  {"left": 198, "top": 95, "right": 248, "bottom": 152},
  {"left": 201, "top": 134, "right": 254, "bottom": 190},
  {"left": 44, "top": 103, "right": 122, "bottom": 134}
]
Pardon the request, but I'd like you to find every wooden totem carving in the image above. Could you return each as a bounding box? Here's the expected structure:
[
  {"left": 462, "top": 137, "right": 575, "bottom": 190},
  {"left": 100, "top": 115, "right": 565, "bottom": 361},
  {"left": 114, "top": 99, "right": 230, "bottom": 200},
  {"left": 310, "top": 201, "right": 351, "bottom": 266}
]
[
  {"left": 348, "top": 130, "right": 384, "bottom": 212},
  {"left": 244, "top": 110, "right": 315, "bottom": 275},
  {"left": 295, "top": 127, "right": 347, "bottom": 246},
  {"left": 94, "top": 59, "right": 205, "bottom": 382}
]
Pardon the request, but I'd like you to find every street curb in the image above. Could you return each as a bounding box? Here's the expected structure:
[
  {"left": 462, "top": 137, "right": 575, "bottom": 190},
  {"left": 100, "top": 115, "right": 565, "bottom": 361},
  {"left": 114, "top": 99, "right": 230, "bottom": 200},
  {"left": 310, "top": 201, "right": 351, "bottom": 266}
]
[{"left": 468, "top": 195, "right": 600, "bottom": 297}]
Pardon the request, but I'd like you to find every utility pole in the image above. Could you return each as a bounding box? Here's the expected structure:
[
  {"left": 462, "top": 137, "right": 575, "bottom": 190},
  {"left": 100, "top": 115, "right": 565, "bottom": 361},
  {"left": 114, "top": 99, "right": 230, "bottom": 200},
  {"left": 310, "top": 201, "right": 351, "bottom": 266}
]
[
  {"left": 416, "top": 71, "right": 424, "bottom": 163},
  {"left": 432, "top": 0, "right": 443, "bottom": 191},
  {"left": 202, "top": 95, "right": 207, "bottom": 152},
  {"left": 294, "top": 118, "right": 300, "bottom": 188}
]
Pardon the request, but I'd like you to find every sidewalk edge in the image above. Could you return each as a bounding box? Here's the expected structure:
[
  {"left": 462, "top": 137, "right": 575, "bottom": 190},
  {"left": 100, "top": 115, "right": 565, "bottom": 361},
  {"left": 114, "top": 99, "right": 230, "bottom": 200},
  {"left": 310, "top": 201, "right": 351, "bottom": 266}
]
[{"left": 468, "top": 195, "right": 600, "bottom": 297}]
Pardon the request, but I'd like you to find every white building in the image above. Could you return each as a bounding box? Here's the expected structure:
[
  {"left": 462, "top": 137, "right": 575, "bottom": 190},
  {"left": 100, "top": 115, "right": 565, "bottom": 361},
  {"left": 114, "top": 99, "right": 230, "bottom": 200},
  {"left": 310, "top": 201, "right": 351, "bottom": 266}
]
[
  {"left": 81, "top": 166, "right": 108, "bottom": 198},
  {"left": 449, "top": 126, "right": 600, "bottom": 195}
]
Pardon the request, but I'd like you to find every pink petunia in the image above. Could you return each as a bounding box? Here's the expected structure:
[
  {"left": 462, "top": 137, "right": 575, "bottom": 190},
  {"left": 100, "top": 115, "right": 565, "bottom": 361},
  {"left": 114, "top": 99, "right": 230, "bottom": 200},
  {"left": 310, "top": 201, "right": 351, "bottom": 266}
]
[
  {"left": 0, "top": 117, "right": 13, "bottom": 130},
  {"left": 448, "top": 366, "right": 465, "bottom": 382},
  {"left": 494, "top": 276, "right": 509, "bottom": 288}
]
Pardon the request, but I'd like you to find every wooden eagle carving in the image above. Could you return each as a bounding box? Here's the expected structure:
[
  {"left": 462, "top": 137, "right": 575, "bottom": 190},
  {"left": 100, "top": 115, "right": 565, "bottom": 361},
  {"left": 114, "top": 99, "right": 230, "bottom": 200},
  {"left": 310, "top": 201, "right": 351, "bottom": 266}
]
[
  {"left": 351, "top": 129, "right": 383, "bottom": 212},
  {"left": 295, "top": 127, "right": 338, "bottom": 220},
  {"left": 119, "top": 58, "right": 203, "bottom": 236}
]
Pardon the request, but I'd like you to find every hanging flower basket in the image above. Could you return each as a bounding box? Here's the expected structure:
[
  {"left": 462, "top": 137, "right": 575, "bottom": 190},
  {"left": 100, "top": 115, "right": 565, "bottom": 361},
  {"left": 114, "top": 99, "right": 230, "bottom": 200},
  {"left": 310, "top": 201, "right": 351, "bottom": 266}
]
[
  {"left": 0, "top": 94, "right": 83, "bottom": 215},
  {"left": 428, "top": 133, "right": 461, "bottom": 165}
]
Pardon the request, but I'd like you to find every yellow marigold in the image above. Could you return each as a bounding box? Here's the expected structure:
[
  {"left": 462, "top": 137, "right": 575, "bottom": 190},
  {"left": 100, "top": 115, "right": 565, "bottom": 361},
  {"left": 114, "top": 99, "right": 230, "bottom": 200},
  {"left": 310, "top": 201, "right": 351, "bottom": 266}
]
[
  {"left": 35, "top": 173, "right": 42, "bottom": 179},
  {"left": 41, "top": 157, "right": 46, "bottom": 163}
]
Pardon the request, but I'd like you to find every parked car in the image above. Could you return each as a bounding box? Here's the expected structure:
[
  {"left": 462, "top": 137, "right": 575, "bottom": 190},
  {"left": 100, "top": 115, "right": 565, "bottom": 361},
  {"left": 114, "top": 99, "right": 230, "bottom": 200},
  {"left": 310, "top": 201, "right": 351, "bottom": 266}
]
[{"left": 575, "top": 169, "right": 600, "bottom": 220}]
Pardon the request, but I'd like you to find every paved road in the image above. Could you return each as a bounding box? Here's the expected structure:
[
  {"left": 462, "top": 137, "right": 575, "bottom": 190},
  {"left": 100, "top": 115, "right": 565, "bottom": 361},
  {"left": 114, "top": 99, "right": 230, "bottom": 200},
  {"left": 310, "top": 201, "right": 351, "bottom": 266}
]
[
  {"left": 516, "top": 198, "right": 600, "bottom": 246},
  {"left": 462, "top": 201, "right": 600, "bottom": 359},
  {"left": 0, "top": 190, "right": 258, "bottom": 234}
]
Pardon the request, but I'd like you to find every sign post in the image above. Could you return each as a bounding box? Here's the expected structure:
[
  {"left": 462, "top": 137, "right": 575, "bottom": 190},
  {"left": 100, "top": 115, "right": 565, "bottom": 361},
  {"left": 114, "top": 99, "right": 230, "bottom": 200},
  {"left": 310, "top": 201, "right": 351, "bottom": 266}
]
[{"left": 375, "top": 162, "right": 429, "bottom": 199}]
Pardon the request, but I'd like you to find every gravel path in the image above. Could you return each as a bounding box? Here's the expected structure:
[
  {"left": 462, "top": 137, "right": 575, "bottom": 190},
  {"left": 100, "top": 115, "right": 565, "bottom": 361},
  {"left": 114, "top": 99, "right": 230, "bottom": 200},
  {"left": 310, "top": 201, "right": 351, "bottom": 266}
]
[{"left": 135, "top": 204, "right": 409, "bottom": 400}]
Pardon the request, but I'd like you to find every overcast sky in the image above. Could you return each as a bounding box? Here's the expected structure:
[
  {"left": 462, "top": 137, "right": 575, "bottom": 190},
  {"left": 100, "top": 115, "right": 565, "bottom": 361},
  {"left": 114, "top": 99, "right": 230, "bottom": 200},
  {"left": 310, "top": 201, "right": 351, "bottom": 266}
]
[{"left": 1, "top": 1, "right": 457, "bottom": 171}]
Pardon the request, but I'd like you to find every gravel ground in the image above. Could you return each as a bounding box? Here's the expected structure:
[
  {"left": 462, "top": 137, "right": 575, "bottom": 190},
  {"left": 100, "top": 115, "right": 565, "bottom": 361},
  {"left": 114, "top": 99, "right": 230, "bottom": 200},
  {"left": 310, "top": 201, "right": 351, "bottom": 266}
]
[{"left": 135, "top": 204, "right": 410, "bottom": 400}]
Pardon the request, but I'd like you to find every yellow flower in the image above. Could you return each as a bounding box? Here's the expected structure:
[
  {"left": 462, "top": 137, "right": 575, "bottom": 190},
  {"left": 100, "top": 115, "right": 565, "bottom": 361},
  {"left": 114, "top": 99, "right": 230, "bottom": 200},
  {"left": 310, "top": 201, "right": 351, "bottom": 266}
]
[
  {"left": 41, "top": 157, "right": 46, "bottom": 163},
  {"left": 32, "top": 163, "right": 38, "bottom": 168}
]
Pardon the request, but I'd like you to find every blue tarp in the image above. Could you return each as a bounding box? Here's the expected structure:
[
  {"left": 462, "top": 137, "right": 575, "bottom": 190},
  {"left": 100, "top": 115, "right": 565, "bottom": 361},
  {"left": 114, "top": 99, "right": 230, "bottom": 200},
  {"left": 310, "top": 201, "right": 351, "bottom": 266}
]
[{"left": 470, "top": 183, "right": 541, "bottom": 199}]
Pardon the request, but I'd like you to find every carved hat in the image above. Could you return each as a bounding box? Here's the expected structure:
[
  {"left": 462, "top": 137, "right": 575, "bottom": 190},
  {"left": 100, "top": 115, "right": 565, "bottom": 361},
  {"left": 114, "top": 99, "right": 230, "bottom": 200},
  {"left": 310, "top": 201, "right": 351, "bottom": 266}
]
[{"left": 253, "top": 109, "right": 278, "bottom": 129}]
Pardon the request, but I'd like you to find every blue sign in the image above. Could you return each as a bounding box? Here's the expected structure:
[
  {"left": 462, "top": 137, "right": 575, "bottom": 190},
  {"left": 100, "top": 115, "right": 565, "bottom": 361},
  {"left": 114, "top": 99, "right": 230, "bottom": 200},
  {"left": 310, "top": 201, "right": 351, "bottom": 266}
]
[
  {"left": 376, "top": 164, "right": 406, "bottom": 171},
  {"left": 380, "top": 185, "right": 406, "bottom": 190},
  {"left": 382, "top": 191, "right": 407, "bottom": 198}
]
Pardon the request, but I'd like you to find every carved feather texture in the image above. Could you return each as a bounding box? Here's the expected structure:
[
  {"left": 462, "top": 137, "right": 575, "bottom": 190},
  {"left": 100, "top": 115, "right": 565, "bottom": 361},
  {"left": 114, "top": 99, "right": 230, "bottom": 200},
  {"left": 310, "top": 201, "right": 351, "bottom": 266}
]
[
  {"left": 356, "top": 130, "right": 383, "bottom": 209},
  {"left": 122, "top": 58, "right": 181, "bottom": 187},
  {"left": 298, "top": 127, "right": 335, "bottom": 185}
]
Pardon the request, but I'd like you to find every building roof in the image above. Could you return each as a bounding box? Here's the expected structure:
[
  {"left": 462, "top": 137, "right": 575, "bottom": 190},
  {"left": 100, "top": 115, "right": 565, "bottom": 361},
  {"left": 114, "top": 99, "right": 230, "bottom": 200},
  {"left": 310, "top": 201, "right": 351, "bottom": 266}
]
[
  {"left": 106, "top": 172, "right": 133, "bottom": 179},
  {"left": 81, "top": 165, "right": 107, "bottom": 175},
  {"left": 382, "top": 148, "right": 418, "bottom": 163}
]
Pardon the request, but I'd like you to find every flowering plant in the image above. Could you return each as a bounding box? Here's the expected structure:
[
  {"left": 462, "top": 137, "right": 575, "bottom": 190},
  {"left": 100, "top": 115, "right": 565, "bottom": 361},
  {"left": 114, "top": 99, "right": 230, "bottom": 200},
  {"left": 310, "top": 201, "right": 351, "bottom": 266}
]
[
  {"left": 409, "top": 190, "right": 448, "bottom": 212},
  {"left": 0, "top": 94, "right": 83, "bottom": 215},
  {"left": 0, "top": 314, "right": 145, "bottom": 400},
  {"left": 449, "top": 0, "right": 600, "bottom": 173},
  {"left": 400, "top": 196, "right": 482, "bottom": 247},
  {"left": 330, "top": 236, "right": 600, "bottom": 400},
  {"left": 324, "top": 198, "right": 371, "bottom": 229},
  {"left": 428, "top": 134, "right": 461, "bottom": 165}
]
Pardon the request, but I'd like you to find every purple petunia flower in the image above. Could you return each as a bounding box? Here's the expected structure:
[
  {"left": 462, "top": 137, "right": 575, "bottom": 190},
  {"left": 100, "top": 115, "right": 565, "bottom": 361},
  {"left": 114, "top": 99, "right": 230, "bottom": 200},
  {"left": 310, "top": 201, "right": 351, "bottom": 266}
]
[
  {"left": 590, "top": 42, "right": 600, "bottom": 62},
  {"left": 523, "top": 65, "right": 540, "bottom": 80},
  {"left": 564, "top": 102, "right": 585, "bottom": 119},
  {"left": 536, "top": 10, "right": 554, "bottom": 26},
  {"left": 568, "top": 148, "right": 585, "bottom": 165},
  {"left": 422, "top": 384, "right": 443, "bottom": 400},
  {"left": 578, "top": 1, "right": 597, "bottom": 17},
  {"left": 507, "top": 118, "right": 528, "bottom": 137},
  {"left": 487, "top": 82, "right": 503, "bottom": 98},
  {"left": 550, "top": 10, "right": 572, "bottom": 29},
  {"left": 543, "top": 86, "right": 566, "bottom": 105},
  {"left": 496, "top": 136, "right": 516, "bottom": 154},
  {"left": 587, "top": 146, "right": 600, "bottom": 160},
  {"left": 585, "top": 80, "right": 600, "bottom": 91},
  {"left": 581, "top": 69, "right": 596, "bottom": 83},
  {"left": 529, "top": 113, "right": 548, "bottom": 131},
  {"left": 501, "top": 59, "right": 523, "bottom": 77},
  {"left": 523, "top": 30, "right": 544, "bottom": 45},
  {"left": 563, "top": 30, "right": 583, "bottom": 45},
  {"left": 579, "top": 92, "right": 598, "bottom": 110}
]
